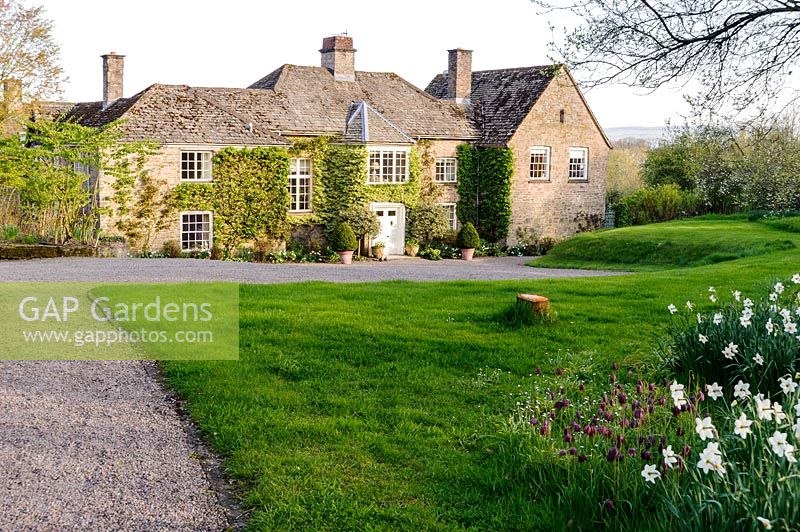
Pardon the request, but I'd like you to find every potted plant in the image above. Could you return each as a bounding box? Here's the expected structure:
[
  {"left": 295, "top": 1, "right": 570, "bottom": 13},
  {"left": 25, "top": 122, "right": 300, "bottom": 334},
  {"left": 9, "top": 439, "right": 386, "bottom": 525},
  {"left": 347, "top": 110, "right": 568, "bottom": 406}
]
[
  {"left": 456, "top": 222, "right": 480, "bottom": 261},
  {"left": 372, "top": 241, "right": 386, "bottom": 261},
  {"left": 331, "top": 222, "right": 358, "bottom": 264},
  {"left": 404, "top": 238, "right": 420, "bottom": 257}
]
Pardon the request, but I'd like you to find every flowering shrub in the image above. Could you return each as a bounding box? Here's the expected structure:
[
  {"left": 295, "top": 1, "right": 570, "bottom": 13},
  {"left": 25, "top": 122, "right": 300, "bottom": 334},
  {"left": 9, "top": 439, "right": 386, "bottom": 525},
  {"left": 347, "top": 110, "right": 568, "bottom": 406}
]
[{"left": 664, "top": 274, "right": 800, "bottom": 394}]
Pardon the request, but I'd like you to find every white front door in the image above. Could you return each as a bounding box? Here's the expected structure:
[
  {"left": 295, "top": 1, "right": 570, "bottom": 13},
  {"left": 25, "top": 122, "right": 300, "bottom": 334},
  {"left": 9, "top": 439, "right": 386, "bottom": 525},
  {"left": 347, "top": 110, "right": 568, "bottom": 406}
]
[{"left": 370, "top": 203, "right": 405, "bottom": 255}]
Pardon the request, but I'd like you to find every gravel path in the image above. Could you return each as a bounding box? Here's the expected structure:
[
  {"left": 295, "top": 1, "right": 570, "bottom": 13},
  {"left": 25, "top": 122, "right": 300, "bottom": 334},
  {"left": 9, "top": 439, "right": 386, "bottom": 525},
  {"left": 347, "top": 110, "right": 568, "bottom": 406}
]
[
  {"left": 0, "top": 256, "right": 624, "bottom": 283},
  {"left": 0, "top": 360, "right": 230, "bottom": 531}
]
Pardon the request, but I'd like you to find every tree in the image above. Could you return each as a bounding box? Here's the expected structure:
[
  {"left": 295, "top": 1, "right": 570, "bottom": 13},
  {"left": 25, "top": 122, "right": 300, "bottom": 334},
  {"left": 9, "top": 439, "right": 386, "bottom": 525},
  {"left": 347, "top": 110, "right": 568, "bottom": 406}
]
[
  {"left": 536, "top": 0, "right": 800, "bottom": 113},
  {"left": 641, "top": 137, "right": 694, "bottom": 190},
  {"left": 0, "top": 1, "right": 64, "bottom": 133},
  {"left": 406, "top": 202, "right": 452, "bottom": 244},
  {"left": 606, "top": 139, "right": 648, "bottom": 202}
]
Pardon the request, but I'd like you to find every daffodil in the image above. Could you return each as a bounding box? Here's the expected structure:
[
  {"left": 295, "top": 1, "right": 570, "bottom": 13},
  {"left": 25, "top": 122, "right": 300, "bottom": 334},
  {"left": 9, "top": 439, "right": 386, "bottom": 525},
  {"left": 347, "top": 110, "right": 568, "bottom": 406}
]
[
  {"left": 710, "top": 294, "right": 718, "bottom": 303},
  {"left": 713, "top": 313, "right": 723, "bottom": 325},
  {"left": 722, "top": 342, "right": 739, "bottom": 359},
  {"left": 766, "top": 319, "right": 775, "bottom": 335},
  {"left": 662, "top": 445, "right": 678, "bottom": 468},
  {"left": 734, "top": 413, "right": 752, "bottom": 439},
  {"left": 756, "top": 516, "right": 772, "bottom": 529},
  {"left": 695, "top": 416, "right": 715, "bottom": 440},
  {"left": 733, "top": 290, "right": 741, "bottom": 301},
  {"left": 755, "top": 395, "right": 773, "bottom": 420},
  {"left": 744, "top": 298, "right": 754, "bottom": 307},
  {"left": 793, "top": 419, "right": 800, "bottom": 439},
  {"left": 699, "top": 334, "right": 708, "bottom": 344},
  {"left": 754, "top": 353, "right": 764, "bottom": 366},
  {"left": 706, "top": 382, "right": 723, "bottom": 400},
  {"left": 768, "top": 431, "right": 791, "bottom": 457},
  {"left": 773, "top": 403, "right": 786, "bottom": 423},
  {"left": 641, "top": 463, "right": 660, "bottom": 483},
  {"left": 779, "top": 376, "right": 798, "bottom": 395},
  {"left": 792, "top": 273, "right": 800, "bottom": 284},
  {"left": 785, "top": 321, "right": 797, "bottom": 335},
  {"left": 775, "top": 282, "right": 785, "bottom": 294},
  {"left": 733, "top": 380, "right": 751, "bottom": 399},
  {"left": 668, "top": 304, "right": 677, "bottom": 314},
  {"left": 697, "top": 441, "right": 724, "bottom": 477},
  {"left": 686, "top": 301, "right": 694, "bottom": 310}
]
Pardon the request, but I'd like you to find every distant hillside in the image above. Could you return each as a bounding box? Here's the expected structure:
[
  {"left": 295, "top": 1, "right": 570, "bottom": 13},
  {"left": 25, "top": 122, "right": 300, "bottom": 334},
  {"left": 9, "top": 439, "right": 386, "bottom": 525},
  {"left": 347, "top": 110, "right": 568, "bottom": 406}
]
[{"left": 605, "top": 126, "right": 667, "bottom": 144}]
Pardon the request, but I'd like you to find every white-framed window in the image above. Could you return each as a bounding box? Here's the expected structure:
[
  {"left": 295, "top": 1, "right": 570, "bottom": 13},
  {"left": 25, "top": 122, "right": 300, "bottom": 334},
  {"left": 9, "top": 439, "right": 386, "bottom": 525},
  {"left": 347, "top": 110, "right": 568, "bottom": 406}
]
[
  {"left": 568, "top": 147, "right": 589, "bottom": 181},
  {"left": 181, "top": 211, "right": 212, "bottom": 251},
  {"left": 181, "top": 151, "right": 213, "bottom": 181},
  {"left": 434, "top": 157, "right": 457, "bottom": 183},
  {"left": 529, "top": 146, "right": 551, "bottom": 180},
  {"left": 367, "top": 147, "right": 409, "bottom": 184},
  {"left": 440, "top": 202, "right": 458, "bottom": 230},
  {"left": 289, "top": 158, "right": 312, "bottom": 212}
]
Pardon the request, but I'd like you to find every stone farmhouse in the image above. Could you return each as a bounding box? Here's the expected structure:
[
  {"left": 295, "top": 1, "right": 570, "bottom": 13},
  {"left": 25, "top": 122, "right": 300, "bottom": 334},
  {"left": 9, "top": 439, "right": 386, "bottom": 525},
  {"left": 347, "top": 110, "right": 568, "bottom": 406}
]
[{"left": 60, "top": 36, "right": 610, "bottom": 254}]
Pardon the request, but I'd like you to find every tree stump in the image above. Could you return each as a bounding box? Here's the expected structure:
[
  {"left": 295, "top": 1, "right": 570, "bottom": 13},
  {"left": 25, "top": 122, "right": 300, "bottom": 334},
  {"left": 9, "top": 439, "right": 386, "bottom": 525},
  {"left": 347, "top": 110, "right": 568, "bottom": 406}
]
[{"left": 516, "top": 294, "right": 551, "bottom": 316}]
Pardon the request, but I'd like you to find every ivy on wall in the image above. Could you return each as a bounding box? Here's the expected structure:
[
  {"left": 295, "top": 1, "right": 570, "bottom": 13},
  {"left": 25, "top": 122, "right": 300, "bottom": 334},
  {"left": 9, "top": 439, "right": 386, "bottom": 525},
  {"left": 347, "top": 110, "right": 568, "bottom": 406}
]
[
  {"left": 172, "top": 147, "right": 290, "bottom": 251},
  {"left": 456, "top": 144, "right": 514, "bottom": 242}
]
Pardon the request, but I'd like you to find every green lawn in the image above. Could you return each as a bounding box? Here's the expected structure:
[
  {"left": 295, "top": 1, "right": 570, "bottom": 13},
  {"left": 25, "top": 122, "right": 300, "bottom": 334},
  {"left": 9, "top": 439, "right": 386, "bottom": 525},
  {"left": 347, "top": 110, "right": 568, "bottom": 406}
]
[
  {"left": 530, "top": 216, "right": 796, "bottom": 271},
  {"left": 162, "top": 219, "right": 800, "bottom": 530}
]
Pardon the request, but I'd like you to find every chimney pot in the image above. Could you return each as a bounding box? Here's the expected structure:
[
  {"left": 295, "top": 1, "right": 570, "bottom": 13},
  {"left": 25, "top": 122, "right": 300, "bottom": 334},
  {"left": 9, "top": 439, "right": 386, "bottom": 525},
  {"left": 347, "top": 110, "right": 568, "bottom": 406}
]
[
  {"left": 447, "top": 48, "right": 472, "bottom": 104},
  {"left": 102, "top": 52, "right": 125, "bottom": 109},
  {"left": 320, "top": 36, "right": 356, "bottom": 82}
]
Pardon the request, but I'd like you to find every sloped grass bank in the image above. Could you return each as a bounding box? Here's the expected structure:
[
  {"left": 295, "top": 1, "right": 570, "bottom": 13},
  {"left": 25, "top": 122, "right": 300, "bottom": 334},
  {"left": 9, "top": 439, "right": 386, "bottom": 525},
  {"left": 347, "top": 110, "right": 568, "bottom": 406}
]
[
  {"left": 530, "top": 217, "right": 796, "bottom": 271},
  {"left": 162, "top": 243, "right": 799, "bottom": 530}
]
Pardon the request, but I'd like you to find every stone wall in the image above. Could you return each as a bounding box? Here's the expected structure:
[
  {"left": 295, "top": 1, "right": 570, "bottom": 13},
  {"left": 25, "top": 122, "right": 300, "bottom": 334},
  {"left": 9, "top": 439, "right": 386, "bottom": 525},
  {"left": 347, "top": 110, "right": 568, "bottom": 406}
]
[{"left": 506, "top": 68, "right": 609, "bottom": 244}]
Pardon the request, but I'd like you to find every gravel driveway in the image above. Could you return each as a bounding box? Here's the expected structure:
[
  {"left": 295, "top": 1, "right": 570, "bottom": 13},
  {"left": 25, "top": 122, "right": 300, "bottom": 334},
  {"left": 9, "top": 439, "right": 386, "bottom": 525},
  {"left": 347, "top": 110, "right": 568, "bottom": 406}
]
[
  {"left": 0, "top": 256, "right": 623, "bottom": 283},
  {"left": 0, "top": 360, "right": 230, "bottom": 531}
]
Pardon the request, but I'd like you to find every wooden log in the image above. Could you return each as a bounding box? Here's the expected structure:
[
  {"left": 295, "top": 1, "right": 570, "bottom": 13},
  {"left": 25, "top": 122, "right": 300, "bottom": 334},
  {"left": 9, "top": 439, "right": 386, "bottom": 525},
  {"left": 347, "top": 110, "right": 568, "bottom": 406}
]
[{"left": 516, "top": 294, "right": 551, "bottom": 315}]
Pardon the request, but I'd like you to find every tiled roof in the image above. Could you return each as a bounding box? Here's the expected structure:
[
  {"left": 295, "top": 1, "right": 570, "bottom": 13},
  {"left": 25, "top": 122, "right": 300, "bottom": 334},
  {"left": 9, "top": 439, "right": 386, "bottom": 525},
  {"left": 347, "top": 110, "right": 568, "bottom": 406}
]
[
  {"left": 62, "top": 84, "right": 288, "bottom": 146},
  {"left": 343, "top": 101, "right": 414, "bottom": 144},
  {"left": 248, "top": 65, "right": 478, "bottom": 139},
  {"left": 425, "top": 66, "right": 558, "bottom": 146}
]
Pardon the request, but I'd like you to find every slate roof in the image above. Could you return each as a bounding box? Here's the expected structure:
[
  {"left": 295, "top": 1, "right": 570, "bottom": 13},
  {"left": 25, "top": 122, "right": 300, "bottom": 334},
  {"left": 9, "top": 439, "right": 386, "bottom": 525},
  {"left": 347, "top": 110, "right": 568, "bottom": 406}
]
[
  {"left": 343, "top": 100, "right": 415, "bottom": 144},
  {"left": 247, "top": 65, "right": 478, "bottom": 139},
  {"left": 425, "top": 65, "right": 559, "bottom": 146},
  {"left": 61, "top": 84, "right": 288, "bottom": 146}
]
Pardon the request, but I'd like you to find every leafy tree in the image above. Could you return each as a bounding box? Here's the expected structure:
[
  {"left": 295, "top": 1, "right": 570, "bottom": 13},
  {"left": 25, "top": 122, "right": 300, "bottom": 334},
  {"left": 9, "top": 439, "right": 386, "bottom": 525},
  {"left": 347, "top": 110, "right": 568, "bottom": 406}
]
[
  {"left": 537, "top": 0, "right": 800, "bottom": 113},
  {"left": 606, "top": 141, "right": 647, "bottom": 202},
  {"left": 406, "top": 202, "right": 452, "bottom": 244},
  {"left": 641, "top": 138, "right": 694, "bottom": 190},
  {"left": 0, "top": 1, "right": 64, "bottom": 134}
]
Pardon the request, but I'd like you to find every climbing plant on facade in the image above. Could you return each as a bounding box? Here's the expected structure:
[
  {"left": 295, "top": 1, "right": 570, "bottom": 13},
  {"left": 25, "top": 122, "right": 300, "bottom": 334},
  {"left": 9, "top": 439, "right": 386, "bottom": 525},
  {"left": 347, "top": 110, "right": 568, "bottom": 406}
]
[
  {"left": 172, "top": 147, "right": 290, "bottom": 252},
  {"left": 456, "top": 144, "right": 514, "bottom": 242}
]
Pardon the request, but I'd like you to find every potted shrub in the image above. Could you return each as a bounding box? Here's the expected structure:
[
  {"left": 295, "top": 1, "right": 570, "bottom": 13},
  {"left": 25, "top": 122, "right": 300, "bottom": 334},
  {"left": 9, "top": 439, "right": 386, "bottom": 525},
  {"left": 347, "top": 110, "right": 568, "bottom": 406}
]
[
  {"left": 404, "top": 238, "right": 420, "bottom": 257},
  {"left": 331, "top": 222, "right": 358, "bottom": 264},
  {"left": 372, "top": 241, "right": 386, "bottom": 261},
  {"left": 456, "top": 222, "right": 480, "bottom": 261}
]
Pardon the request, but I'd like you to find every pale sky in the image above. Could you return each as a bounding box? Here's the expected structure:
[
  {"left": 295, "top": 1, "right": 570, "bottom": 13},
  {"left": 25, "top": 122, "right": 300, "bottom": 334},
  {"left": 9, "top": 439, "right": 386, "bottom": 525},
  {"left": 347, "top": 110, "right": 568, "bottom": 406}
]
[{"left": 35, "top": 0, "right": 692, "bottom": 129}]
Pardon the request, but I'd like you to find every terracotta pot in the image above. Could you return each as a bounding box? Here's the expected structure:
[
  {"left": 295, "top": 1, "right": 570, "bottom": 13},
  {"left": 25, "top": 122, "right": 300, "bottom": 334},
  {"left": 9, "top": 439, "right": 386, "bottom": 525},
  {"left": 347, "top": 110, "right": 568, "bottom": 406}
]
[
  {"left": 338, "top": 250, "right": 354, "bottom": 264},
  {"left": 372, "top": 246, "right": 386, "bottom": 260},
  {"left": 460, "top": 248, "right": 475, "bottom": 261},
  {"left": 404, "top": 244, "right": 419, "bottom": 257}
]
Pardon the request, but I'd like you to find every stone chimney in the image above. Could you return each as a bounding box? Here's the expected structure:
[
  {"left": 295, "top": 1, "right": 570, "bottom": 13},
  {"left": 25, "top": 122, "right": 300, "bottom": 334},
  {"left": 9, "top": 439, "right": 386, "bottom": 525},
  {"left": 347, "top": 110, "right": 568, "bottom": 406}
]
[
  {"left": 447, "top": 48, "right": 472, "bottom": 104},
  {"left": 102, "top": 52, "right": 125, "bottom": 109},
  {"left": 320, "top": 36, "right": 356, "bottom": 82}
]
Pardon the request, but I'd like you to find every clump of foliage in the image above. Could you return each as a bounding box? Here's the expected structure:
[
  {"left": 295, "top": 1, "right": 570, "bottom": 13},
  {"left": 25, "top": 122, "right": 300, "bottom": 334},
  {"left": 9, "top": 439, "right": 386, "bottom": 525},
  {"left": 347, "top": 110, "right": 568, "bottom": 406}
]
[
  {"left": 330, "top": 222, "right": 357, "bottom": 252},
  {"left": 330, "top": 204, "right": 379, "bottom": 256},
  {"left": 456, "top": 222, "right": 480, "bottom": 249},
  {"left": 607, "top": 138, "right": 648, "bottom": 203},
  {"left": 406, "top": 202, "right": 451, "bottom": 244},
  {"left": 456, "top": 144, "right": 513, "bottom": 242},
  {"left": 613, "top": 184, "right": 701, "bottom": 227},
  {"left": 664, "top": 278, "right": 800, "bottom": 395},
  {"left": 161, "top": 240, "right": 181, "bottom": 258}
]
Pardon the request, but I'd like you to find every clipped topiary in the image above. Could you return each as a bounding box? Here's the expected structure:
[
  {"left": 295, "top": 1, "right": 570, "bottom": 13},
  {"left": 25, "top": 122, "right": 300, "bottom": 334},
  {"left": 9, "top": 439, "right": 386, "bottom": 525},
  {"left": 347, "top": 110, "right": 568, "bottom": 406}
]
[
  {"left": 331, "top": 222, "right": 358, "bottom": 252},
  {"left": 456, "top": 222, "right": 480, "bottom": 250}
]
